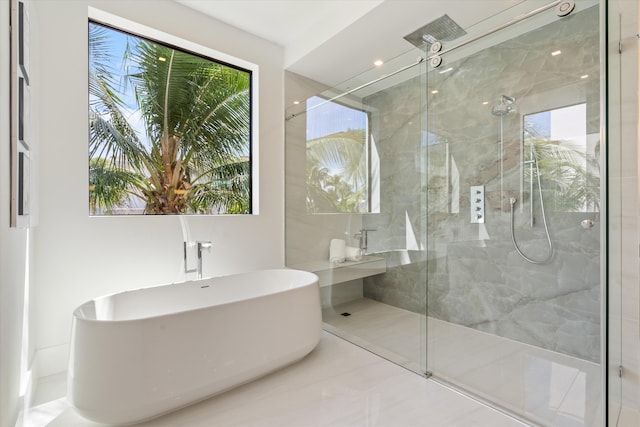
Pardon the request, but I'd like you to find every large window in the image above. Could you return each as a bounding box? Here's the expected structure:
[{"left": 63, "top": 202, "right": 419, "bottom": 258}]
[{"left": 89, "top": 20, "right": 253, "bottom": 215}]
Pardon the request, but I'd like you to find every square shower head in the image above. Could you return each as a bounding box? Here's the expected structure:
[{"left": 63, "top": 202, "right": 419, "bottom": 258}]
[{"left": 403, "top": 14, "right": 467, "bottom": 48}]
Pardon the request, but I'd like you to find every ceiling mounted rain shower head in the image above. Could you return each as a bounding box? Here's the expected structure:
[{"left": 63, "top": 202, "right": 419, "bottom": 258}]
[
  {"left": 421, "top": 34, "right": 439, "bottom": 44},
  {"left": 403, "top": 14, "right": 467, "bottom": 49}
]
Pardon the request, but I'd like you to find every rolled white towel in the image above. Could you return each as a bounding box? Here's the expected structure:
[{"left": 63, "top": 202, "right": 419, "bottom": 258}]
[
  {"left": 345, "top": 246, "right": 363, "bottom": 262},
  {"left": 329, "top": 239, "right": 346, "bottom": 263}
]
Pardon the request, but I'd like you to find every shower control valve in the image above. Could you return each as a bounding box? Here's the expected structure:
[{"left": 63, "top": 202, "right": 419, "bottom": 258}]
[{"left": 470, "top": 185, "right": 485, "bottom": 224}]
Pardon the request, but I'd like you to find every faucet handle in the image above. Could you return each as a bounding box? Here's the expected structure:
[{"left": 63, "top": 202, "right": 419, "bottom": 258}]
[
  {"left": 196, "top": 241, "right": 212, "bottom": 260},
  {"left": 197, "top": 241, "right": 212, "bottom": 250}
]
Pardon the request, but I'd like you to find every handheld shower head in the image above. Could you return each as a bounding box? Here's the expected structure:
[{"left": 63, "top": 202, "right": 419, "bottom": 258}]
[
  {"left": 491, "top": 94, "right": 516, "bottom": 116},
  {"left": 491, "top": 106, "right": 512, "bottom": 116}
]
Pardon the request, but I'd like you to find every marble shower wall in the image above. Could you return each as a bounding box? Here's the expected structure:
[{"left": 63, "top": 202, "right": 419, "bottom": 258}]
[{"left": 363, "top": 6, "right": 601, "bottom": 362}]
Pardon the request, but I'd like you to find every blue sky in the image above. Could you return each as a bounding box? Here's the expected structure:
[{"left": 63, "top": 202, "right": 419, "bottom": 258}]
[
  {"left": 524, "top": 110, "right": 551, "bottom": 138},
  {"left": 90, "top": 22, "right": 146, "bottom": 144},
  {"left": 306, "top": 96, "right": 367, "bottom": 140}
]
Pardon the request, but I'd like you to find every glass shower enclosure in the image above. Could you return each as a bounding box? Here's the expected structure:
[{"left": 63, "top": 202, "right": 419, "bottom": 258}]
[{"left": 285, "top": 1, "right": 604, "bottom": 425}]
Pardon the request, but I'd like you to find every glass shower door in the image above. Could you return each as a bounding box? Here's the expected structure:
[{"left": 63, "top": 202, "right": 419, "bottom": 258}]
[
  {"left": 285, "top": 50, "right": 430, "bottom": 376},
  {"left": 424, "top": 2, "right": 603, "bottom": 425}
]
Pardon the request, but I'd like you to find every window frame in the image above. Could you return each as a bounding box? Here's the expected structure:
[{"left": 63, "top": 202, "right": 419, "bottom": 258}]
[
  {"left": 87, "top": 8, "right": 259, "bottom": 216},
  {"left": 304, "top": 95, "right": 378, "bottom": 214}
]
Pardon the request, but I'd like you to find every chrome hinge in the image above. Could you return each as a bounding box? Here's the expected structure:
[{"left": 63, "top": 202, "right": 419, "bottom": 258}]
[
  {"left": 619, "top": 365, "right": 624, "bottom": 378},
  {"left": 424, "top": 371, "right": 433, "bottom": 379}
]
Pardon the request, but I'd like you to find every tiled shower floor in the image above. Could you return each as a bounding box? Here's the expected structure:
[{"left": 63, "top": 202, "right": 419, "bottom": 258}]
[{"left": 323, "top": 298, "right": 603, "bottom": 427}]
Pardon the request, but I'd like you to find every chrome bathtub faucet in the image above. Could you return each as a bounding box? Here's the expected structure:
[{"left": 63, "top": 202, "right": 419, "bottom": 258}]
[
  {"left": 184, "top": 240, "right": 212, "bottom": 279},
  {"left": 196, "top": 241, "right": 212, "bottom": 279}
]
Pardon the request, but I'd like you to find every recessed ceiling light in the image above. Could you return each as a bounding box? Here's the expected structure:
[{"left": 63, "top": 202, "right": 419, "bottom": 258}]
[
  {"left": 482, "top": 101, "right": 489, "bottom": 105},
  {"left": 431, "top": 90, "right": 438, "bottom": 94},
  {"left": 580, "top": 74, "right": 589, "bottom": 79},
  {"left": 293, "top": 101, "right": 300, "bottom": 105},
  {"left": 374, "top": 59, "right": 384, "bottom": 67},
  {"left": 551, "top": 50, "right": 562, "bottom": 56}
]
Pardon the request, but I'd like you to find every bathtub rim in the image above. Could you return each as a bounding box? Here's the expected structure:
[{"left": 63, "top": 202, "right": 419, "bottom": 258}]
[{"left": 72, "top": 268, "right": 320, "bottom": 324}]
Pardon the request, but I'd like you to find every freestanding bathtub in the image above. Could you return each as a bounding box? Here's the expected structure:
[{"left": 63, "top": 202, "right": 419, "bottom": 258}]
[{"left": 67, "top": 269, "right": 321, "bottom": 425}]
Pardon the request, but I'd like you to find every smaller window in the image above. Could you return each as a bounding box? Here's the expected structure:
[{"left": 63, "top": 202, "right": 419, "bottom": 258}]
[
  {"left": 305, "top": 96, "right": 378, "bottom": 214},
  {"left": 88, "top": 21, "right": 253, "bottom": 215},
  {"left": 523, "top": 103, "right": 599, "bottom": 212}
]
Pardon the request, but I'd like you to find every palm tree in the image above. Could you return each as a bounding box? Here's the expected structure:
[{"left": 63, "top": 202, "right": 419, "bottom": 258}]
[
  {"left": 89, "top": 22, "right": 251, "bottom": 215},
  {"left": 89, "top": 158, "right": 136, "bottom": 214},
  {"left": 525, "top": 139, "right": 600, "bottom": 212},
  {"left": 524, "top": 122, "right": 600, "bottom": 212},
  {"left": 306, "top": 129, "right": 368, "bottom": 213}
]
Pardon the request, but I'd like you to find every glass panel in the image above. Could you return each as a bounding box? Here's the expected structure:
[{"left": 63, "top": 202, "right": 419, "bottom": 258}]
[
  {"left": 285, "top": 51, "right": 428, "bottom": 374},
  {"left": 606, "top": 1, "right": 624, "bottom": 424},
  {"left": 425, "top": 3, "right": 602, "bottom": 425}
]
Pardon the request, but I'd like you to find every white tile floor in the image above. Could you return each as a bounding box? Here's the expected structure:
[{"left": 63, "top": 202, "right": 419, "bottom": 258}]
[
  {"left": 25, "top": 332, "right": 527, "bottom": 427},
  {"left": 323, "top": 298, "right": 603, "bottom": 427}
]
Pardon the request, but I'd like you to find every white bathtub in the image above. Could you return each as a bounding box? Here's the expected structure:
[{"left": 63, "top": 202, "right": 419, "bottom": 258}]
[{"left": 67, "top": 269, "right": 321, "bottom": 425}]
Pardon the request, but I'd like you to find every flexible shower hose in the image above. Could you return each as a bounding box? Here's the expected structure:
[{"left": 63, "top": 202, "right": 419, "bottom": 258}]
[{"left": 508, "top": 160, "right": 554, "bottom": 265}]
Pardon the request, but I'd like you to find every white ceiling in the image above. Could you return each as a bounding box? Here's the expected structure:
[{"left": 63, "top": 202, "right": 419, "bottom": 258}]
[
  {"left": 175, "top": 0, "right": 538, "bottom": 86},
  {"left": 176, "top": 0, "right": 383, "bottom": 69}
]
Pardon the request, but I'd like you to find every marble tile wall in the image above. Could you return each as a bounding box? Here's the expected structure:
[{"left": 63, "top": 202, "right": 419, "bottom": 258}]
[{"left": 363, "top": 6, "right": 602, "bottom": 362}]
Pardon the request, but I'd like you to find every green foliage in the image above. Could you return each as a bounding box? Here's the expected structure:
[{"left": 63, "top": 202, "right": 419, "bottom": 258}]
[
  {"left": 524, "top": 121, "right": 600, "bottom": 213},
  {"left": 526, "top": 139, "right": 600, "bottom": 212},
  {"left": 306, "top": 129, "right": 368, "bottom": 213},
  {"left": 89, "top": 158, "right": 139, "bottom": 214}
]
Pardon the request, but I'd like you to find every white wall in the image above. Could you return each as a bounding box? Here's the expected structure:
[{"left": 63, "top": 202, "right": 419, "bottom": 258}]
[
  {"left": 1, "top": 1, "right": 34, "bottom": 426},
  {"left": 0, "top": 221, "right": 29, "bottom": 427},
  {"left": 30, "top": 0, "right": 285, "bottom": 377}
]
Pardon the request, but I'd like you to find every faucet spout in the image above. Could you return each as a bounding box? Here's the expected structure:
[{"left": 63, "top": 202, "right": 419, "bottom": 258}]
[
  {"left": 184, "top": 240, "right": 212, "bottom": 279},
  {"left": 196, "top": 241, "right": 212, "bottom": 279},
  {"left": 354, "top": 228, "right": 376, "bottom": 254}
]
